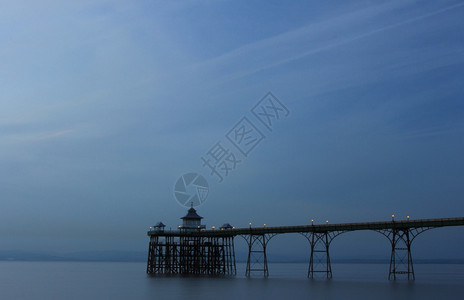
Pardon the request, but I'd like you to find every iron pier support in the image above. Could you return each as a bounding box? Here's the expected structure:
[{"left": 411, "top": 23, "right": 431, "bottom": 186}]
[
  {"left": 376, "top": 226, "right": 432, "bottom": 280},
  {"left": 147, "top": 234, "right": 236, "bottom": 276},
  {"left": 243, "top": 233, "right": 276, "bottom": 277},
  {"left": 388, "top": 229, "right": 414, "bottom": 280},
  {"left": 301, "top": 231, "right": 344, "bottom": 279}
]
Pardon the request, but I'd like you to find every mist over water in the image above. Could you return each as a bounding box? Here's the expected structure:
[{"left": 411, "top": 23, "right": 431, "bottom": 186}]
[{"left": 1, "top": 262, "right": 463, "bottom": 299}]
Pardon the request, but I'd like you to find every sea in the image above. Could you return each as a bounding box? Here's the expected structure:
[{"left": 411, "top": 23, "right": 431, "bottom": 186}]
[{"left": 1, "top": 262, "right": 463, "bottom": 299}]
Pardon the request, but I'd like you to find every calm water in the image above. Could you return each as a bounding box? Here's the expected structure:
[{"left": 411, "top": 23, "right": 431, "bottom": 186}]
[{"left": 1, "top": 262, "right": 464, "bottom": 299}]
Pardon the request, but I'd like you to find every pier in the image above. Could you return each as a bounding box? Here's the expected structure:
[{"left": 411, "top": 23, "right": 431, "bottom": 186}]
[{"left": 147, "top": 208, "right": 464, "bottom": 280}]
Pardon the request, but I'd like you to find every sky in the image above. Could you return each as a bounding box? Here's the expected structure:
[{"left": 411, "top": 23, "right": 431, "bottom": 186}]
[{"left": 1, "top": 0, "right": 464, "bottom": 260}]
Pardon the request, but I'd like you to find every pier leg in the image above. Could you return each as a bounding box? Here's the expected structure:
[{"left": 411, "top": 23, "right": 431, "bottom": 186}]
[
  {"left": 179, "top": 235, "right": 203, "bottom": 275},
  {"left": 147, "top": 234, "right": 236, "bottom": 276},
  {"left": 147, "top": 235, "right": 179, "bottom": 275},
  {"left": 146, "top": 236, "right": 156, "bottom": 274},
  {"left": 223, "top": 237, "right": 237, "bottom": 276},
  {"left": 244, "top": 234, "right": 273, "bottom": 277},
  {"left": 388, "top": 229, "right": 415, "bottom": 280},
  {"left": 307, "top": 232, "right": 332, "bottom": 279}
]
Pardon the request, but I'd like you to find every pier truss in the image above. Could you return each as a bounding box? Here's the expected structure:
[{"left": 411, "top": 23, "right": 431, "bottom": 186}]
[
  {"left": 241, "top": 233, "right": 278, "bottom": 277},
  {"left": 147, "top": 217, "right": 464, "bottom": 280},
  {"left": 375, "top": 226, "right": 434, "bottom": 280},
  {"left": 300, "top": 230, "right": 345, "bottom": 279},
  {"left": 147, "top": 233, "right": 236, "bottom": 276}
]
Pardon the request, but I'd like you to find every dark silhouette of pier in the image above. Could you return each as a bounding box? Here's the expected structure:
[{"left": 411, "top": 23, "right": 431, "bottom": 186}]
[{"left": 147, "top": 211, "right": 464, "bottom": 280}]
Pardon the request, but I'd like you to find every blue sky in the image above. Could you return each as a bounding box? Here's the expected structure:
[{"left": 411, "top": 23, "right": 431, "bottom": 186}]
[{"left": 1, "top": 0, "right": 464, "bottom": 260}]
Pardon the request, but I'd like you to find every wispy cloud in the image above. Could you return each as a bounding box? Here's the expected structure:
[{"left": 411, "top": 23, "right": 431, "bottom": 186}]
[
  {"left": 2, "top": 129, "right": 74, "bottom": 147},
  {"left": 189, "top": 1, "right": 464, "bottom": 84},
  {"left": 399, "top": 122, "right": 464, "bottom": 140},
  {"left": 34, "top": 129, "right": 74, "bottom": 141}
]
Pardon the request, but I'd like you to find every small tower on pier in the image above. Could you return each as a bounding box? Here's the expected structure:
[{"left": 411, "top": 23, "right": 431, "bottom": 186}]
[
  {"left": 181, "top": 204, "right": 205, "bottom": 230},
  {"left": 153, "top": 222, "right": 166, "bottom": 232}
]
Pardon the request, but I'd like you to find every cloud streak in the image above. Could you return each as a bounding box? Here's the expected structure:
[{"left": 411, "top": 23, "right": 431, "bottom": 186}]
[{"left": 189, "top": 1, "right": 464, "bottom": 84}]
